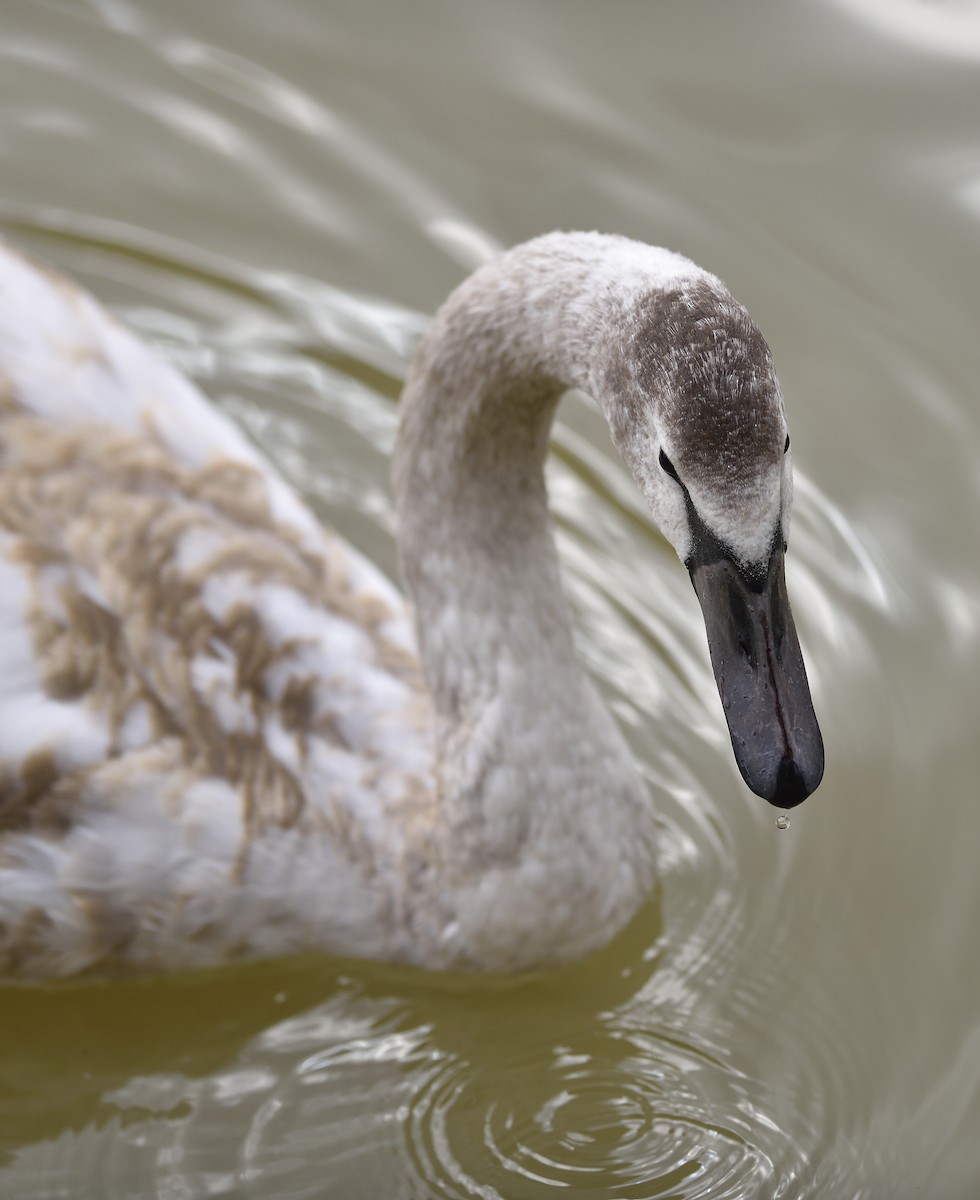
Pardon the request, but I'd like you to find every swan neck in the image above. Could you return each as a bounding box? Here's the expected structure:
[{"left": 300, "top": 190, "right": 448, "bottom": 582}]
[
  {"left": 394, "top": 235, "right": 707, "bottom": 712},
  {"left": 384, "top": 234, "right": 695, "bottom": 964}
]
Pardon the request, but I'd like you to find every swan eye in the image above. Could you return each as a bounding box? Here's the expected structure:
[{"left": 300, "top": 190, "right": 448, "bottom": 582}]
[
  {"left": 784, "top": 435, "right": 790, "bottom": 453},
  {"left": 659, "top": 448, "right": 680, "bottom": 481}
]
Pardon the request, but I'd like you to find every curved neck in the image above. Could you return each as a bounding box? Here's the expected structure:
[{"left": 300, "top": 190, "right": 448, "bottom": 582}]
[
  {"left": 387, "top": 233, "right": 712, "bottom": 961},
  {"left": 393, "top": 233, "right": 703, "bottom": 722}
]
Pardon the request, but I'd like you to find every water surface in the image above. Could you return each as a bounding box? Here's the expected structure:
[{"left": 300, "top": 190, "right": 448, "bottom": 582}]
[{"left": 2, "top": 0, "right": 980, "bottom": 1195}]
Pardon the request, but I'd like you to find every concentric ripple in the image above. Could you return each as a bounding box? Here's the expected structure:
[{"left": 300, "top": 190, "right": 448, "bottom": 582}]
[{"left": 401, "top": 1030, "right": 778, "bottom": 1199}]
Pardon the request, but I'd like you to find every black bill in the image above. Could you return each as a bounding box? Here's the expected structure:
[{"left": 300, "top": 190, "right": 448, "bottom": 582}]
[{"left": 690, "top": 543, "right": 824, "bottom": 808}]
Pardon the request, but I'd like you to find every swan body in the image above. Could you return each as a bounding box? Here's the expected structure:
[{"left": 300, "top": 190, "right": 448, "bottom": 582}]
[{"left": 0, "top": 233, "right": 821, "bottom": 979}]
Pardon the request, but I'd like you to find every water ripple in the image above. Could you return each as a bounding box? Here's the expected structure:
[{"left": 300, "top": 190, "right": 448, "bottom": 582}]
[{"left": 402, "top": 1030, "right": 781, "bottom": 1198}]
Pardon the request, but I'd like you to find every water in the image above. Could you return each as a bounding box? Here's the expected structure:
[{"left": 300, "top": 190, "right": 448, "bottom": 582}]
[{"left": 1, "top": 0, "right": 980, "bottom": 1195}]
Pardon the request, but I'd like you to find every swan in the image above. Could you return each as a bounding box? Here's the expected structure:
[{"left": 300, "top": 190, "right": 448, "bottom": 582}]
[{"left": 0, "top": 232, "right": 822, "bottom": 979}]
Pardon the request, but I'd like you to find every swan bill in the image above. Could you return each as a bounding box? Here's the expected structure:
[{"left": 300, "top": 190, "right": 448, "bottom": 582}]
[{"left": 689, "top": 545, "right": 824, "bottom": 809}]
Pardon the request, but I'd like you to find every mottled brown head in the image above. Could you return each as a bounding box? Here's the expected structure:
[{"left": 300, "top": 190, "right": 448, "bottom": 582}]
[
  {"left": 599, "top": 274, "right": 822, "bottom": 808},
  {"left": 600, "top": 279, "right": 788, "bottom": 571},
  {"left": 636, "top": 281, "right": 784, "bottom": 493}
]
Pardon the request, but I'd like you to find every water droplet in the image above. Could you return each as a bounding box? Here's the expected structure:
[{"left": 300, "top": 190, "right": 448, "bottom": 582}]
[{"left": 775, "top": 815, "right": 790, "bottom": 831}]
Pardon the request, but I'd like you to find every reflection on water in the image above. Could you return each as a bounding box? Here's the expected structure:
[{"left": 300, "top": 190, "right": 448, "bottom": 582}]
[
  {"left": 0, "top": 921, "right": 850, "bottom": 1199},
  {"left": 2, "top": 0, "right": 980, "bottom": 1195},
  {"left": 827, "top": 0, "right": 980, "bottom": 60}
]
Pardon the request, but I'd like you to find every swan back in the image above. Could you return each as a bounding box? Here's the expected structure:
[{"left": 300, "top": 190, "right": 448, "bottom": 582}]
[{"left": 0, "top": 244, "right": 433, "bottom": 975}]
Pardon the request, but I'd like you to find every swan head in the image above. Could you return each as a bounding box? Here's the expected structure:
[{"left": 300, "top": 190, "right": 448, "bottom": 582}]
[{"left": 604, "top": 279, "right": 824, "bottom": 808}]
